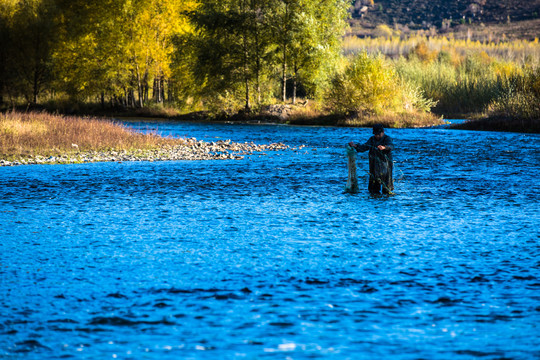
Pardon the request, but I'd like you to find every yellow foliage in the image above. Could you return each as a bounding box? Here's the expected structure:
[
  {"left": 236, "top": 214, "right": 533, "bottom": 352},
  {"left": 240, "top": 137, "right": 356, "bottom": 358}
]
[
  {"left": 52, "top": 0, "right": 198, "bottom": 100},
  {"left": 439, "top": 46, "right": 464, "bottom": 67},
  {"left": 409, "top": 42, "right": 437, "bottom": 63},
  {"left": 477, "top": 51, "right": 492, "bottom": 65},
  {"left": 491, "top": 60, "right": 523, "bottom": 78},
  {"left": 374, "top": 24, "right": 393, "bottom": 38},
  {"left": 342, "top": 35, "right": 540, "bottom": 67}
]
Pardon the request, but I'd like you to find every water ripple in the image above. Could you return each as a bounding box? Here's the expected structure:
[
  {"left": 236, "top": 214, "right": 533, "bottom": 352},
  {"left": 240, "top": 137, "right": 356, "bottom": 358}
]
[{"left": 0, "top": 123, "right": 539, "bottom": 359}]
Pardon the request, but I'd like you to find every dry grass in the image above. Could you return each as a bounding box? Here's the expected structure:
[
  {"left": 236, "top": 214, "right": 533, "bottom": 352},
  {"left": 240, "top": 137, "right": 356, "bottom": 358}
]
[
  {"left": 348, "top": 20, "right": 540, "bottom": 43},
  {"left": 0, "top": 111, "right": 186, "bottom": 160},
  {"left": 339, "top": 111, "right": 443, "bottom": 128},
  {"left": 343, "top": 35, "right": 540, "bottom": 65},
  {"left": 286, "top": 101, "right": 325, "bottom": 120},
  {"left": 131, "top": 105, "right": 184, "bottom": 118},
  {"left": 279, "top": 100, "right": 443, "bottom": 128}
]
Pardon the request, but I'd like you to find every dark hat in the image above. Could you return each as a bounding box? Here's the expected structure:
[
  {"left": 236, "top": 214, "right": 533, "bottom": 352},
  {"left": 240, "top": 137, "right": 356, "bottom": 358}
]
[{"left": 372, "top": 124, "right": 384, "bottom": 134}]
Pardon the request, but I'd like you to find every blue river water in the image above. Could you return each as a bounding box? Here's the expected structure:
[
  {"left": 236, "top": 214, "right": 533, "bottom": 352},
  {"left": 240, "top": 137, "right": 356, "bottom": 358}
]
[{"left": 1, "top": 121, "right": 539, "bottom": 359}]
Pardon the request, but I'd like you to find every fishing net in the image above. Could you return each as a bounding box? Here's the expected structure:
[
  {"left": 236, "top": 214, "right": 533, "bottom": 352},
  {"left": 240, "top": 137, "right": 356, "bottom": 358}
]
[
  {"left": 372, "top": 155, "right": 389, "bottom": 179},
  {"left": 369, "top": 151, "right": 395, "bottom": 195},
  {"left": 345, "top": 145, "right": 359, "bottom": 193}
]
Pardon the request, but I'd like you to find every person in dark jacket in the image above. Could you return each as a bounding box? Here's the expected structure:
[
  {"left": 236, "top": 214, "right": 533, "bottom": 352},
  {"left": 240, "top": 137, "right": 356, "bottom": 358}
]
[{"left": 348, "top": 124, "right": 394, "bottom": 194}]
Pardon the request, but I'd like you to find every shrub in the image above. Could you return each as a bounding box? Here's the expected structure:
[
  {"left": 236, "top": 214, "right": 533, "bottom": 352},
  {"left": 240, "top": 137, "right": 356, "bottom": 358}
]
[
  {"left": 408, "top": 42, "right": 438, "bottom": 63},
  {"left": 325, "top": 52, "right": 436, "bottom": 118},
  {"left": 324, "top": 52, "right": 401, "bottom": 116},
  {"left": 374, "top": 24, "right": 394, "bottom": 38},
  {"left": 395, "top": 56, "right": 504, "bottom": 115},
  {"left": 204, "top": 89, "right": 246, "bottom": 117},
  {"left": 491, "top": 60, "right": 523, "bottom": 78},
  {"left": 488, "top": 67, "right": 540, "bottom": 120},
  {"left": 399, "top": 81, "right": 438, "bottom": 113}
]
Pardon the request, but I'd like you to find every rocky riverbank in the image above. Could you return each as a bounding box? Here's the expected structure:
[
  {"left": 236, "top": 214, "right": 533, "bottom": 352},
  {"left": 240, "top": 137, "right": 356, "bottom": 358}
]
[{"left": 0, "top": 139, "right": 295, "bottom": 166}]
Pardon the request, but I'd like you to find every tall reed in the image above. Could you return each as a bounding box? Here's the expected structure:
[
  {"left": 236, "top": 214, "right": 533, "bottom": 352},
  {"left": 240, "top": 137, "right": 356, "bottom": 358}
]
[
  {"left": 342, "top": 35, "right": 540, "bottom": 121},
  {"left": 394, "top": 58, "right": 502, "bottom": 115},
  {"left": 343, "top": 35, "right": 540, "bottom": 65}
]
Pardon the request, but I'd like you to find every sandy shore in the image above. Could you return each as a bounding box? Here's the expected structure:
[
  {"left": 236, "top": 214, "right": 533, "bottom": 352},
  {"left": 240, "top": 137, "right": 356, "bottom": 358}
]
[{"left": 0, "top": 139, "right": 295, "bottom": 166}]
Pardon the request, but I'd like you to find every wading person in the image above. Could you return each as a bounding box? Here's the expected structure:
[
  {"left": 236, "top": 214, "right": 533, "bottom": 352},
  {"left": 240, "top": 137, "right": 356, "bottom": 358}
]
[{"left": 348, "top": 124, "right": 394, "bottom": 195}]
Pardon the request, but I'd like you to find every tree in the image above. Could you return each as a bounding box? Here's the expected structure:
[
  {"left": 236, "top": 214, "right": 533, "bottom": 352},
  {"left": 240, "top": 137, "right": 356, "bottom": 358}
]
[
  {"left": 1, "top": 0, "right": 56, "bottom": 104},
  {"left": 0, "top": 1, "right": 15, "bottom": 105},
  {"left": 192, "top": 0, "right": 349, "bottom": 112},
  {"left": 124, "top": 0, "right": 197, "bottom": 106},
  {"left": 53, "top": 0, "right": 131, "bottom": 104},
  {"left": 269, "top": 0, "right": 349, "bottom": 103},
  {"left": 325, "top": 52, "right": 402, "bottom": 116},
  {"left": 53, "top": 0, "right": 196, "bottom": 107},
  {"left": 191, "top": 0, "right": 275, "bottom": 112}
]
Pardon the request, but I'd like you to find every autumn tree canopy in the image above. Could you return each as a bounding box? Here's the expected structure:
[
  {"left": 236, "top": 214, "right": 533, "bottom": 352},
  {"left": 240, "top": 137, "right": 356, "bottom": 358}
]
[{"left": 0, "top": 0, "right": 349, "bottom": 111}]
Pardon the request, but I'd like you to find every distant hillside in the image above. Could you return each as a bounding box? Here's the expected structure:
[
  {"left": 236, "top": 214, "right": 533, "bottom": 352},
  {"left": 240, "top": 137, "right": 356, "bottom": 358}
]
[{"left": 350, "top": 0, "right": 540, "bottom": 29}]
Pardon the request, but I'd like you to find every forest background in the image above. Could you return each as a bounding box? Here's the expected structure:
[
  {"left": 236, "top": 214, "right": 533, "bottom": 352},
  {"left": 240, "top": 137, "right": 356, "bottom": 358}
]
[{"left": 0, "top": 0, "right": 539, "bottom": 131}]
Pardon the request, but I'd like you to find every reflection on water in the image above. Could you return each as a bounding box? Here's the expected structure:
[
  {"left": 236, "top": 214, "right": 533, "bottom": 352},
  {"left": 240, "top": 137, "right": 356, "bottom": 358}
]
[{"left": 1, "top": 122, "right": 539, "bottom": 359}]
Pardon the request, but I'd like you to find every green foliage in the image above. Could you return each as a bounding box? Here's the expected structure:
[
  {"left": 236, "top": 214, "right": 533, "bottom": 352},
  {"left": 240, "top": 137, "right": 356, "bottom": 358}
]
[
  {"left": 1, "top": 0, "right": 535, "bottom": 127},
  {"left": 488, "top": 67, "right": 540, "bottom": 120},
  {"left": 282, "top": 0, "right": 350, "bottom": 100},
  {"left": 190, "top": 0, "right": 269, "bottom": 111},
  {"left": 52, "top": 0, "right": 196, "bottom": 107},
  {"left": 325, "top": 52, "right": 425, "bottom": 116},
  {"left": 191, "top": 0, "right": 349, "bottom": 111},
  {"left": 400, "top": 81, "right": 438, "bottom": 113},
  {"left": 408, "top": 42, "right": 437, "bottom": 63},
  {"left": 395, "top": 56, "right": 500, "bottom": 115},
  {"left": 2, "top": 0, "right": 349, "bottom": 113},
  {"left": 205, "top": 89, "right": 247, "bottom": 117},
  {"left": 325, "top": 52, "right": 437, "bottom": 117},
  {"left": 373, "top": 24, "right": 394, "bottom": 38},
  {"left": 0, "top": 0, "right": 56, "bottom": 104}
]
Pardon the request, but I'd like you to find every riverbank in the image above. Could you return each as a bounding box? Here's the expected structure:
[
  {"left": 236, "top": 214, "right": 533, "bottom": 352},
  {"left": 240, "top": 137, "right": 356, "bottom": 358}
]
[
  {"left": 450, "top": 117, "right": 540, "bottom": 133},
  {"left": 0, "top": 111, "right": 290, "bottom": 166},
  {"left": 131, "top": 109, "right": 538, "bottom": 134},
  {"left": 27, "top": 101, "right": 444, "bottom": 128}
]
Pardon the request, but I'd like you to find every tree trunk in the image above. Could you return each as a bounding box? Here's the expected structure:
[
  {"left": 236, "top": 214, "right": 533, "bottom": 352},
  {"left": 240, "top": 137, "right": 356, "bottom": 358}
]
[
  {"left": 281, "top": 1, "right": 289, "bottom": 103},
  {"left": 243, "top": 34, "right": 250, "bottom": 111},
  {"left": 143, "top": 71, "right": 148, "bottom": 104},
  {"left": 33, "top": 66, "right": 39, "bottom": 104},
  {"left": 282, "top": 43, "right": 287, "bottom": 103},
  {"left": 32, "top": 33, "right": 42, "bottom": 105},
  {"left": 167, "top": 80, "right": 173, "bottom": 103},
  {"left": 245, "top": 73, "right": 250, "bottom": 112},
  {"left": 253, "top": 1, "right": 261, "bottom": 105},
  {"left": 292, "top": 62, "right": 298, "bottom": 105},
  {"left": 155, "top": 76, "right": 163, "bottom": 103},
  {"left": 160, "top": 77, "right": 164, "bottom": 103},
  {"left": 129, "top": 89, "right": 136, "bottom": 108},
  {"left": 136, "top": 65, "right": 143, "bottom": 107}
]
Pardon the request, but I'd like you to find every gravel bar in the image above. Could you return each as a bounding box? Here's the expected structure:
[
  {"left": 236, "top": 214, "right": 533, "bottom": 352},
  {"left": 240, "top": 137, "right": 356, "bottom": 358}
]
[{"left": 0, "top": 139, "right": 300, "bottom": 166}]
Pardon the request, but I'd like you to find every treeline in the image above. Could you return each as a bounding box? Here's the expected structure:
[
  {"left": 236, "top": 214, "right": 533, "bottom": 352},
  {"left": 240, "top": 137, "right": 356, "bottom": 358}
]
[{"left": 0, "top": 0, "right": 349, "bottom": 113}]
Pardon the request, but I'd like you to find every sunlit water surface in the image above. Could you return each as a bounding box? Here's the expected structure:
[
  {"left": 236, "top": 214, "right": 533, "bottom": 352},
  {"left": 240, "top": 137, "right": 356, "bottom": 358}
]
[{"left": 1, "top": 121, "right": 539, "bottom": 359}]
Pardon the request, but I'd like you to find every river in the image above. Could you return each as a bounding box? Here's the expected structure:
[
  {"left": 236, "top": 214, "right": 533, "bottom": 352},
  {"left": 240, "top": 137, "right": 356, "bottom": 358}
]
[{"left": 1, "top": 121, "right": 539, "bottom": 359}]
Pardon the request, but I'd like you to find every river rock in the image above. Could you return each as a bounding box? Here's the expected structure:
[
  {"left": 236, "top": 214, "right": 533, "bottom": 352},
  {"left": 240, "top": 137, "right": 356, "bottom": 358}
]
[{"left": 0, "top": 139, "right": 294, "bottom": 166}]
